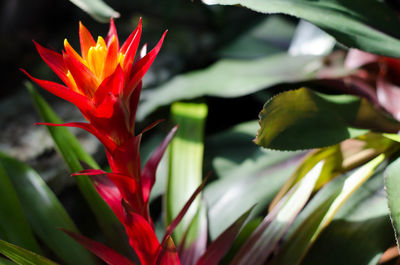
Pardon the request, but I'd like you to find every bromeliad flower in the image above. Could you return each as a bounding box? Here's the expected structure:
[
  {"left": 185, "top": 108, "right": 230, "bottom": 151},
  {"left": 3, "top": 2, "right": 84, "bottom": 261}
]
[
  {"left": 23, "top": 18, "right": 166, "bottom": 150},
  {"left": 24, "top": 18, "right": 171, "bottom": 223},
  {"left": 24, "top": 19, "right": 181, "bottom": 265}
]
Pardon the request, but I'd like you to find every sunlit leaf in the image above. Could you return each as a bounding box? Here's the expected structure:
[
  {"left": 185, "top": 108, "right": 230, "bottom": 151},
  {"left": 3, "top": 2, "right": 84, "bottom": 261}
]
[
  {"left": 270, "top": 133, "right": 393, "bottom": 209},
  {"left": 255, "top": 87, "right": 400, "bottom": 150},
  {"left": 229, "top": 161, "right": 323, "bottom": 265},
  {"left": 302, "top": 167, "right": 393, "bottom": 265},
  {"left": 273, "top": 153, "right": 387, "bottom": 265},
  {"left": 205, "top": 121, "right": 303, "bottom": 238},
  {"left": 166, "top": 102, "right": 208, "bottom": 246},
  {"left": 203, "top": 0, "right": 400, "bottom": 57}
]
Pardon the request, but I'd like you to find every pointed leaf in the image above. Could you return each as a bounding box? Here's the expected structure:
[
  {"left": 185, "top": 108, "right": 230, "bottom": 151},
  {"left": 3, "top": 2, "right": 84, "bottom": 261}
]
[
  {"left": 302, "top": 168, "right": 393, "bottom": 265},
  {"left": 155, "top": 237, "right": 181, "bottom": 265},
  {"left": 179, "top": 205, "right": 207, "bottom": 265},
  {"left": 142, "top": 126, "right": 177, "bottom": 204},
  {"left": 196, "top": 206, "right": 254, "bottom": 265},
  {"left": 205, "top": 121, "right": 304, "bottom": 238},
  {"left": 272, "top": 153, "right": 387, "bottom": 265},
  {"left": 229, "top": 161, "right": 323, "bottom": 265}
]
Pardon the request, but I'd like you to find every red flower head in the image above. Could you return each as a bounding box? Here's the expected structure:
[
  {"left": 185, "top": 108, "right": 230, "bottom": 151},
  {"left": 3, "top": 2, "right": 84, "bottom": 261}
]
[{"left": 24, "top": 18, "right": 166, "bottom": 150}]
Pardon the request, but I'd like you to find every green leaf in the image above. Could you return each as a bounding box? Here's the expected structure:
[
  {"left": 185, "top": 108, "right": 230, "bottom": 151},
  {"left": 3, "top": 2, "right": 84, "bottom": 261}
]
[
  {"left": 0, "top": 239, "right": 58, "bottom": 265},
  {"left": 27, "top": 84, "right": 129, "bottom": 254},
  {"left": 0, "top": 153, "right": 97, "bottom": 265},
  {"left": 68, "top": 0, "right": 119, "bottom": 22},
  {"left": 270, "top": 133, "right": 394, "bottom": 209},
  {"left": 203, "top": 0, "right": 400, "bottom": 57},
  {"left": 385, "top": 156, "right": 400, "bottom": 251},
  {"left": 0, "top": 163, "right": 41, "bottom": 253},
  {"left": 205, "top": 121, "right": 303, "bottom": 238},
  {"left": 255, "top": 87, "right": 400, "bottom": 150},
  {"left": 302, "top": 167, "right": 393, "bottom": 265},
  {"left": 272, "top": 153, "right": 387, "bottom": 265},
  {"left": 166, "top": 102, "right": 208, "bottom": 246},
  {"left": 137, "top": 54, "right": 322, "bottom": 120},
  {"left": 229, "top": 161, "right": 323, "bottom": 265}
]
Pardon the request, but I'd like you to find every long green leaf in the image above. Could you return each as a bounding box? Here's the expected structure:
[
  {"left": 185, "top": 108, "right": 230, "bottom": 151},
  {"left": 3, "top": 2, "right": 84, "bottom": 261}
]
[
  {"left": 166, "top": 102, "right": 208, "bottom": 249},
  {"left": 0, "top": 239, "right": 58, "bottom": 265},
  {"left": 302, "top": 168, "right": 393, "bottom": 265},
  {"left": 385, "top": 156, "right": 400, "bottom": 251},
  {"left": 229, "top": 161, "right": 323, "bottom": 265},
  {"left": 27, "top": 84, "right": 128, "bottom": 254},
  {"left": 0, "top": 164, "right": 41, "bottom": 253},
  {"left": 272, "top": 153, "right": 387, "bottom": 265},
  {"left": 68, "top": 0, "right": 119, "bottom": 22},
  {"left": 205, "top": 121, "right": 303, "bottom": 238},
  {"left": 137, "top": 54, "right": 322, "bottom": 120},
  {"left": 0, "top": 153, "right": 97, "bottom": 265},
  {"left": 203, "top": 0, "right": 400, "bottom": 57},
  {"left": 255, "top": 87, "right": 400, "bottom": 150}
]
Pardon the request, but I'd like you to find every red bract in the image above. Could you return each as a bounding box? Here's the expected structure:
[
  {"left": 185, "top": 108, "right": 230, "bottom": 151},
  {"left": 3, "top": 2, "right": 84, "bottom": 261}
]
[{"left": 24, "top": 18, "right": 166, "bottom": 149}]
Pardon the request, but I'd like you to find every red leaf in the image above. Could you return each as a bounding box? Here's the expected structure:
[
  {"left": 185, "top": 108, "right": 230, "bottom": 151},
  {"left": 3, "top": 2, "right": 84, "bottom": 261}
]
[
  {"left": 123, "top": 211, "right": 160, "bottom": 265},
  {"left": 106, "top": 17, "right": 120, "bottom": 49},
  {"left": 121, "top": 18, "right": 142, "bottom": 53},
  {"left": 142, "top": 126, "right": 178, "bottom": 204},
  {"left": 35, "top": 122, "right": 117, "bottom": 151},
  {"left": 61, "top": 229, "right": 137, "bottom": 265},
  {"left": 162, "top": 175, "right": 209, "bottom": 244},
  {"left": 79, "top": 22, "right": 96, "bottom": 61},
  {"left": 22, "top": 70, "right": 94, "bottom": 114},
  {"left": 155, "top": 236, "right": 181, "bottom": 265},
  {"left": 63, "top": 51, "right": 99, "bottom": 98},
  {"left": 73, "top": 170, "right": 125, "bottom": 222},
  {"left": 33, "top": 41, "right": 75, "bottom": 89},
  {"left": 94, "top": 65, "right": 124, "bottom": 107},
  {"left": 124, "top": 31, "right": 166, "bottom": 97},
  {"left": 122, "top": 19, "right": 142, "bottom": 78},
  {"left": 196, "top": 206, "right": 254, "bottom": 265}
]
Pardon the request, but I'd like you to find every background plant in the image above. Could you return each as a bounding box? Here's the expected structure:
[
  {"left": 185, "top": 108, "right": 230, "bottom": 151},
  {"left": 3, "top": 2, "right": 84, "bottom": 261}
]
[{"left": 2, "top": 0, "right": 400, "bottom": 264}]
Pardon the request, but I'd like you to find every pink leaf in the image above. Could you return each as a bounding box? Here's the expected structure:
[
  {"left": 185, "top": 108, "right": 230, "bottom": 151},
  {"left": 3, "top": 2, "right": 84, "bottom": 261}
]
[
  {"left": 155, "top": 236, "right": 181, "bottom": 265},
  {"left": 142, "top": 126, "right": 178, "bottom": 204},
  {"left": 195, "top": 206, "right": 254, "bottom": 265},
  {"left": 162, "top": 175, "right": 209, "bottom": 244}
]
